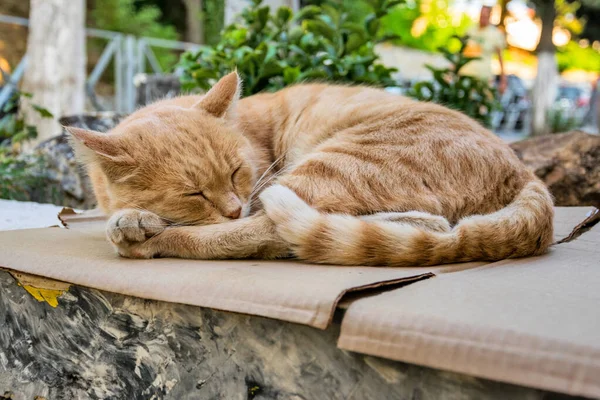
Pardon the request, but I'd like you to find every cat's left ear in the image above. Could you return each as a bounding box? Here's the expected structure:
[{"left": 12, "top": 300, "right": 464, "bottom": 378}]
[
  {"left": 66, "top": 127, "right": 135, "bottom": 165},
  {"left": 194, "top": 71, "right": 241, "bottom": 118}
]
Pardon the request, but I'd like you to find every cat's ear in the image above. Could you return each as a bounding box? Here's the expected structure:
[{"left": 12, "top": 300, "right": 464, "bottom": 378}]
[
  {"left": 67, "top": 127, "right": 136, "bottom": 181},
  {"left": 194, "top": 71, "right": 241, "bottom": 118},
  {"left": 67, "top": 127, "right": 134, "bottom": 164}
]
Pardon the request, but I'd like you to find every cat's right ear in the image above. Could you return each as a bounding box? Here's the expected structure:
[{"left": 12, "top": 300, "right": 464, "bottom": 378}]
[
  {"left": 193, "top": 71, "right": 241, "bottom": 118},
  {"left": 66, "top": 127, "right": 136, "bottom": 176}
]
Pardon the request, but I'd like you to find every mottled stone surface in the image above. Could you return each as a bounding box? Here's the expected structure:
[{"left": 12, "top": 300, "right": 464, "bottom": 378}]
[
  {"left": 135, "top": 74, "right": 181, "bottom": 107},
  {"left": 0, "top": 270, "right": 589, "bottom": 400},
  {"left": 511, "top": 131, "right": 600, "bottom": 208}
]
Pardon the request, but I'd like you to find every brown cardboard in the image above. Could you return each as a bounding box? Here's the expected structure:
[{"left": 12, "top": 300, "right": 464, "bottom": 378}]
[
  {"left": 552, "top": 206, "right": 598, "bottom": 243},
  {"left": 57, "top": 207, "right": 105, "bottom": 228},
  {"left": 0, "top": 221, "right": 462, "bottom": 329},
  {"left": 0, "top": 207, "right": 591, "bottom": 331},
  {"left": 338, "top": 218, "right": 600, "bottom": 398}
]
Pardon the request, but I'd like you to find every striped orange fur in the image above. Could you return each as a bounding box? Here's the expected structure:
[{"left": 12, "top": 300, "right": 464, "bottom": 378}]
[{"left": 68, "top": 72, "right": 554, "bottom": 265}]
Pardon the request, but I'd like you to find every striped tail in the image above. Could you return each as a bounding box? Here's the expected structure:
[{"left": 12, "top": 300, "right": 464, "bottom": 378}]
[{"left": 259, "top": 181, "right": 554, "bottom": 267}]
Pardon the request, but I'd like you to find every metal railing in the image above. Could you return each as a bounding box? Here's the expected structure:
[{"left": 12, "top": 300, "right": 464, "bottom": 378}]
[{"left": 0, "top": 14, "right": 201, "bottom": 113}]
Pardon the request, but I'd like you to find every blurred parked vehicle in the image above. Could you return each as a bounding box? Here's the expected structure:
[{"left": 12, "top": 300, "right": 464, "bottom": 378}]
[
  {"left": 555, "top": 85, "right": 591, "bottom": 113},
  {"left": 493, "top": 74, "right": 530, "bottom": 131}
]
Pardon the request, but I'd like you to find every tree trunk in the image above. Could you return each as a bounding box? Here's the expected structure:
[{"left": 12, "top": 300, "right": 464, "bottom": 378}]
[
  {"left": 21, "top": 0, "right": 86, "bottom": 145},
  {"left": 530, "top": 1, "right": 557, "bottom": 136},
  {"left": 183, "top": 0, "right": 204, "bottom": 44},
  {"left": 499, "top": 0, "right": 511, "bottom": 32}
]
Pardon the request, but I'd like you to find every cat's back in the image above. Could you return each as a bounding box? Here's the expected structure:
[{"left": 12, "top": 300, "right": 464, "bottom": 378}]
[
  {"left": 248, "top": 83, "right": 499, "bottom": 142},
  {"left": 256, "top": 83, "right": 414, "bottom": 122}
]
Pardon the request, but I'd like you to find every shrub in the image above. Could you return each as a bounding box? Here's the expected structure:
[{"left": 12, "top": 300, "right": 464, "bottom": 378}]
[
  {"left": 177, "top": 0, "right": 399, "bottom": 96},
  {"left": 557, "top": 41, "right": 600, "bottom": 73},
  {"left": 378, "top": 0, "right": 473, "bottom": 53},
  {"left": 0, "top": 90, "right": 52, "bottom": 201},
  {"left": 408, "top": 36, "right": 499, "bottom": 127},
  {"left": 548, "top": 105, "right": 582, "bottom": 133}
]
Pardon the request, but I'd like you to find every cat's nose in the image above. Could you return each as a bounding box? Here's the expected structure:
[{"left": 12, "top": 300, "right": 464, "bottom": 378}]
[{"left": 225, "top": 206, "right": 242, "bottom": 219}]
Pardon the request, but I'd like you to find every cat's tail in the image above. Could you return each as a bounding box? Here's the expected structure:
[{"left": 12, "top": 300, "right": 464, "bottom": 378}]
[{"left": 259, "top": 180, "right": 554, "bottom": 266}]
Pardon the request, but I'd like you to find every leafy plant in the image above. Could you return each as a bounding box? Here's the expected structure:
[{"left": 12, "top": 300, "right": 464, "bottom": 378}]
[
  {"left": 178, "top": 0, "right": 399, "bottom": 96},
  {"left": 557, "top": 41, "right": 600, "bottom": 73},
  {"left": 0, "top": 90, "right": 53, "bottom": 201},
  {"left": 408, "top": 36, "right": 499, "bottom": 127},
  {"left": 548, "top": 105, "right": 583, "bottom": 133},
  {"left": 377, "top": 0, "right": 473, "bottom": 53}
]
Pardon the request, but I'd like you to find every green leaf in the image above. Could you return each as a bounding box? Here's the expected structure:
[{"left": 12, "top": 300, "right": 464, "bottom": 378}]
[
  {"left": 376, "top": 34, "right": 401, "bottom": 43},
  {"left": 256, "top": 6, "right": 270, "bottom": 30},
  {"left": 0, "top": 115, "right": 16, "bottom": 136},
  {"left": 262, "top": 60, "right": 284, "bottom": 77},
  {"left": 352, "top": 64, "right": 367, "bottom": 77},
  {"left": 321, "top": 4, "right": 340, "bottom": 25},
  {"left": 384, "top": 0, "right": 405, "bottom": 8},
  {"left": 345, "top": 33, "right": 367, "bottom": 53},
  {"left": 302, "top": 19, "right": 337, "bottom": 42},
  {"left": 32, "top": 105, "right": 54, "bottom": 118},
  {"left": 365, "top": 14, "right": 380, "bottom": 36},
  {"left": 264, "top": 44, "right": 278, "bottom": 63},
  {"left": 298, "top": 69, "right": 329, "bottom": 80},
  {"left": 293, "top": 5, "right": 322, "bottom": 21},
  {"left": 283, "top": 66, "right": 301, "bottom": 84},
  {"left": 276, "top": 6, "right": 292, "bottom": 25}
]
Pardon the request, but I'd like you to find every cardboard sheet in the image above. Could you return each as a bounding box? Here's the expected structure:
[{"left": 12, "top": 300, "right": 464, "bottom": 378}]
[
  {"left": 0, "top": 207, "right": 593, "bottom": 332},
  {"left": 552, "top": 206, "right": 598, "bottom": 243},
  {"left": 0, "top": 221, "right": 450, "bottom": 329},
  {"left": 338, "top": 219, "right": 600, "bottom": 398}
]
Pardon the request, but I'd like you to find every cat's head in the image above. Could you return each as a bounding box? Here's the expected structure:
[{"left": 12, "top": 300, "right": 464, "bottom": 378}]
[{"left": 68, "top": 72, "right": 258, "bottom": 225}]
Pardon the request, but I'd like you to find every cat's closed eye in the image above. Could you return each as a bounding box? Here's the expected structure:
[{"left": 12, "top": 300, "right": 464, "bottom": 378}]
[
  {"left": 186, "top": 191, "right": 208, "bottom": 200},
  {"left": 231, "top": 166, "right": 241, "bottom": 184}
]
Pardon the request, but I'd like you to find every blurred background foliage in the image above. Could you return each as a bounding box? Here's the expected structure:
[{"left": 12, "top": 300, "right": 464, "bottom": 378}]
[
  {"left": 408, "top": 36, "right": 499, "bottom": 127},
  {"left": 90, "top": 0, "right": 179, "bottom": 70},
  {"left": 0, "top": 90, "right": 52, "bottom": 200}
]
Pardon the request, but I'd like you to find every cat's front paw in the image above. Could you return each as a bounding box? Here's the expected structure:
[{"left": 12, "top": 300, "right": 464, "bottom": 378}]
[{"left": 106, "top": 209, "right": 166, "bottom": 258}]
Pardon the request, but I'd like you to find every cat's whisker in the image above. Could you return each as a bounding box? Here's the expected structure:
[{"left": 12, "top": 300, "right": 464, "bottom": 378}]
[
  {"left": 249, "top": 165, "right": 286, "bottom": 199},
  {"left": 250, "top": 164, "right": 291, "bottom": 197},
  {"left": 247, "top": 166, "right": 293, "bottom": 210},
  {"left": 250, "top": 153, "right": 287, "bottom": 195}
]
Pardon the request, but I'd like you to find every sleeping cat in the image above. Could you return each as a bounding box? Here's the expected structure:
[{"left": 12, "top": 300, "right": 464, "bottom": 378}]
[{"left": 68, "top": 71, "right": 554, "bottom": 266}]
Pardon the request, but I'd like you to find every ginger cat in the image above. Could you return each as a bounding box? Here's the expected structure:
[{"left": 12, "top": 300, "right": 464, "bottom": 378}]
[{"left": 68, "top": 72, "right": 554, "bottom": 266}]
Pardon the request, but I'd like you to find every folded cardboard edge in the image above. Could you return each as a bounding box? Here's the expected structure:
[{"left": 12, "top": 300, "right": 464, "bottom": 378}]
[
  {"left": 556, "top": 207, "right": 600, "bottom": 244},
  {"left": 332, "top": 273, "right": 434, "bottom": 314},
  {"left": 58, "top": 207, "right": 106, "bottom": 228}
]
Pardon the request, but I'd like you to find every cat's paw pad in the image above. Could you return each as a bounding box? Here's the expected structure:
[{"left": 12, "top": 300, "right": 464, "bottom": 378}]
[{"left": 106, "top": 209, "right": 166, "bottom": 257}]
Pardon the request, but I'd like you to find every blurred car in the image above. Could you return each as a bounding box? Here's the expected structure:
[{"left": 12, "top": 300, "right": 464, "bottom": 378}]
[
  {"left": 494, "top": 74, "right": 530, "bottom": 131},
  {"left": 555, "top": 85, "right": 590, "bottom": 110},
  {"left": 552, "top": 85, "right": 591, "bottom": 125}
]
